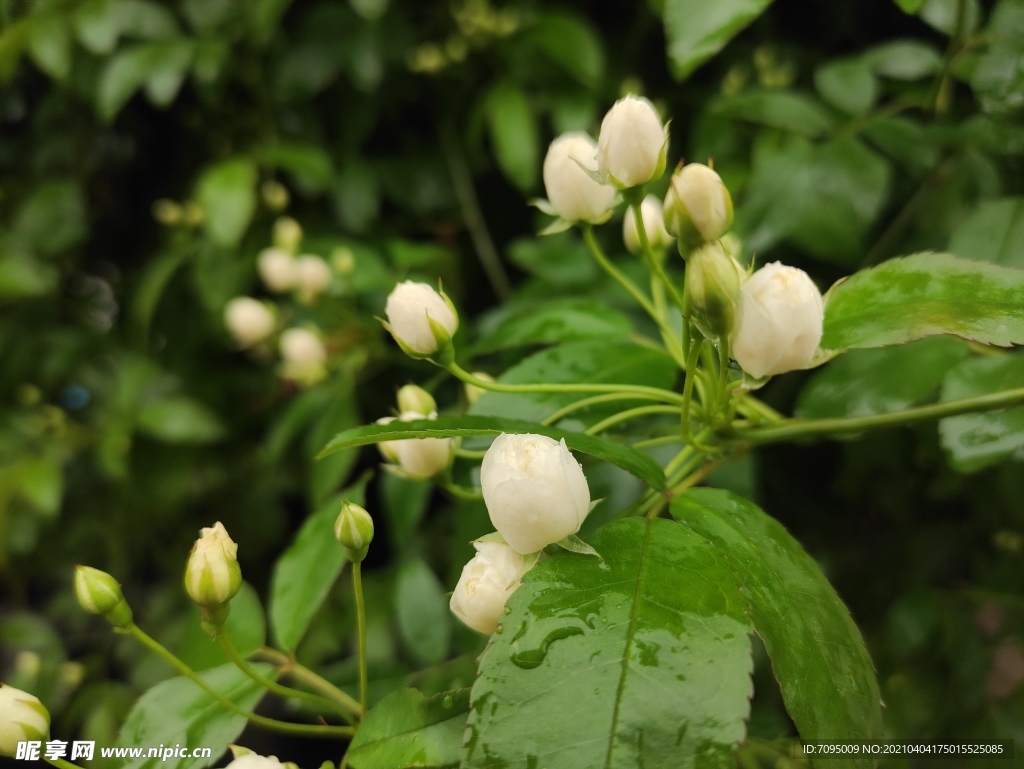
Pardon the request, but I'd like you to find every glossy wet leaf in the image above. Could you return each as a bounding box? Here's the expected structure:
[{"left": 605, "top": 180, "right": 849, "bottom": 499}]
[
  {"left": 472, "top": 299, "right": 632, "bottom": 354},
  {"left": 116, "top": 662, "right": 272, "bottom": 769},
  {"left": 177, "top": 582, "right": 266, "bottom": 672},
  {"left": 318, "top": 415, "right": 666, "bottom": 491},
  {"left": 663, "top": 0, "right": 775, "bottom": 80},
  {"left": 671, "top": 489, "right": 883, "bottom": 765},
  {"left": 796, "top": 337, "right": 969, "bottom": 419},
  {"left": 347, "top": 688, "right": 470, "bottom": 769},
  {"left": 395, "top": 558, "right": 451, "bottom": 666},
  {"left": 463, "top": 517, "right": 753, "bottom": 769},
  {"left": 820, "top": 252, "right": 1024, "bottom": 354},
  {"left": 948, "top": 197, "right": 1024, "bottom": 268},
  {"left": 939, "top": 354, "right": 1024, "bottom": 472}
]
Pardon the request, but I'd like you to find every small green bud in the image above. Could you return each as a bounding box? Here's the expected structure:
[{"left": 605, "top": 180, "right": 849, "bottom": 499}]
[
  {"left": 687, "top": 242, "right": 744, "bottom": 338},
  {"left": 663, "top": 163, "right": 734, "bottom": 249},
  {"left": 0, "top": 685, "right": 50, "bottom": 756},
  {"left": 334, "top": 501, "right": 374, "bottom": 563},
  {"left": 74, "top": 565, "right": 133, "bottom": 628},
  {"left": 273, "top": 216, "right": 303, "bottom": 253},
  {"left": 184, "top": 522, "right": 242, "bottom": 618},
  {"left": 261, "top": 180, "right": 290, "bottom": 212},
  {"left": 397, "top": 384, "right": 436, "bottom": 415}
]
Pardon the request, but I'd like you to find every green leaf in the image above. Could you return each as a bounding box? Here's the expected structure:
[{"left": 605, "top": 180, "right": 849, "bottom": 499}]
[
  {"left": 75, "top": 0, "right": 121, "bottom": 54},
  {"left": 347, "top": 688, "right": 470, "bottom": 769},
  {"left": 305, "top": 381, "right": 361, "bottom": 506},
  {"left": 709, "top": 90, "right": 835, "bottom": 137},
  {"left": 506, "top": 232, "right": 596, "bottom": 286},
  {"left": 920, "top": 0, "right": 981, "bottom": 36},
  {"left": 98, "top": 40, "right": 194, "bottom": 121},
  {"left": 893, "top": 0, "right": 925, "bottom": 12},
  {"left": 318, "top": 415, "right": 666, "bottom": 491},
  {"left": 116, "top": 662, "right": 271, "bottom": 769},
  {"left": 463, "top": 517, "right": 753, "bottom": 769},
  {"left": 663, "top": 0, "right": 774, "bottom": 80},
  {"left": 177, "top": 582, "right": 266, "bottom": 671},
  {"left": 333, "top": 161, "right": 380, "bottom": 233},
  {"left": 939, "top": 354, "right": 1024, "bottom": 472},
  {"left": 137, "top": 397, "right": 224, "bottom": 444},
  {"left": 972, "top": 0, "right": 1024, "bottom": 115},
  {"left": 381, "top": 473, "right": 431, "bottom": 550},
  {"left": 484, "top": 81, "right": 539, "bottom": 191},
  {"left": 472, "top": 299, "right": 633, "bottom": 354},
  {"left": 394, "top": 558, "right": 451, "bottom": 666},
  {"left": 269, "top": 480, "right": 368, "bottom": 650},
  {"left": 14, "top": 180, "right": 87, "bottom": 256},
  {"left": 257, "top": 143, "right": 335, "bottom": 193},
  {"left": 528, "top": 12, "right": 604, "bottom": 88},
  {"left": 949, "top": 197, "right": 1024, "bottom": 267},
  {"left": 863, "top": 40, "right": 943, "bottom": 79},
  {"left": 28, "top": 13, "right": 71, "bottom": 81},
  {"left": 671, "top": 489, "right": 883, "bottom": 761},
  {"left": 820, "top": 252, "right": 1024, "bottom": 354},
  {"left": 0, "top": 19, "right": 31, "bottom": 82},
  {"left": 17, "top": 457, "right": 63, "bottom": 516},
  {"left": 119, "top": 0, "right": 180, "bottom": 41},
  {"left": 196, "top": 158, "right": 258, "bottom": 248},
  {"left": 797, "top": 337, "right": 969, "bottom": 420},
  {"left": 814, "top": 58, "right": 877, "bottom": 114},
  {"left": 863, "top": 116, "right": 938, "bottom": 175}
]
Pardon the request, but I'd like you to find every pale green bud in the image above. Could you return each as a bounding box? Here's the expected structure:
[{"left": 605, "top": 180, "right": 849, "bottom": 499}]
[
  {"left": 664, "top": 163, "right": 734, "bottom": 249},
  {"left": 687, "top": 242, "right": 744, "bottom": 338},
  {"left": 184, "top": 522, "right": 242, "bottom": 612},
  {"left": 0, "top": 685, "right": 50, "bottom": 756},
  {"left": 334, "top": 501, "right": 374, "bottom": 562},
  {"left": 397, "top": 384, "right": 437, "bottom": 416},
  {"left": 261, "top": 180, "right": 290, "bottom": 212},
  {"left": 74, "top": 565, "right": 133, "bottom": 628},
  {"left": 273, "top": 216, "right": 303, "bottom": 253}
]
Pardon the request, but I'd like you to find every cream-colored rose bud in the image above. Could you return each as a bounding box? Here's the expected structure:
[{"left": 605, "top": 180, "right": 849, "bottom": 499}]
[
  {"left": 152, "top": 199, "right": 182, "bottom": 225},
  {"left": 687, "top": 241, "right": 745, "bottom": 338},
  {"left": 730, "top": 262, "right": 824, "bottom": 379},
  {"left": 623, "top": 195, "right": 673, "bottom": 254},
  {"left": 334, "top": 501, "right": 374, "bottom": 562},
  {"left": 74, "top": 565, "right": 133, "bottom": 628},
  {"left": 261, "top": 180, "right": 290, "bottom": 212},
  {"left": 279, "top": 328, "right": 327, "bottom": 386},
  {"left": 375, "top": 416, "right": 401, "bottom": 463},
  {"left": 396, "top": 384, "right": 437, "bottom": 415},
  {"left": 184, "top": 522, "right": 241, "bottom": 611},
  {"left": 295, "top": 255, "right": 332, "bottom": 302},
  {"left": 0, "top": 685, "right": 50, "bottom": 756},
  {"left": 384, "top": 281, "right": 459, "bottom": 357},
  {"left": 481, "top": 433, "right": 591, "bottom": 554},
  {"left": 542, "top": 133, "right": 616, "bottom": 223},
  {"left": 384, "top": 411, "right": 453, "bottom": 480},
  {"left": 465, "top": 372, "right": 494, "bottom": 404},
  {"left": 224, "top": 297, "right": 275, "bottom": 348},
  {"left": 450, "top": 541, "right": 524, "bottom": 635},
  {"left": 596, "top": 95, "right": 667, "bottom": 189},
  {"left": 226, "top": 751, "right": 292, "bottom": 769},
  {"left": 258, "top": 247, "right": 298, "bottom": 293},
  {"left": 273, "top": 216, "right": 303, "bottom": 253},
  {"left": 332, "top": 246, "right": 356, "bottom": 275},
  {"left": 663, "top": 163, "right": 733, "bottom": 248}
]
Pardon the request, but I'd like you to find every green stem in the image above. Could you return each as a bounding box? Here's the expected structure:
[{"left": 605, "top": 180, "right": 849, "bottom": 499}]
[
  {"left": 632, "top": 202, "right": 687, "bottom": 312},
  {"left": 585, "top": 405, "right": 681, "bottom": 435},
  {"left": 46, "top": 759, "right": 84, "bottom": 769},
  {"left": 632, "top": 435, "right": 687, "bottom": 450},
  {"left": 741, "top": 386, "right": 1024, "bottom": 444},
  {"left": 127, "top": 624, "right": 354, "bottom": 738},
  {"left": 714, "top": 337, "right": 731, "bottom": 418},
  {"left": 256, "top": 647, "right": 362, "bottom": 717},
  {"left": 454, "top": 446, "right": 488, "bottom": 459},
  {"left": 680, "top": 340, "right": 703, "bottom": 441},
  {"left": 441, "top": 481, "right": 484, "bottom": 500},
  {"left": 542, "top": 393, "right": 671, "bottom": 425},
  {"left": 353, "top": 562, "right": 369, "bottom": 715}
]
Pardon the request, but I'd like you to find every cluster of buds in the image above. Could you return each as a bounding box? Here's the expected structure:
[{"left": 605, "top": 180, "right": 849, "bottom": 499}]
[
  {"left": 375, "top": 385, "right": 454, "bottom": 480},
  {"left": 257, "top": 217, "right": 333, "bottom": 303}
]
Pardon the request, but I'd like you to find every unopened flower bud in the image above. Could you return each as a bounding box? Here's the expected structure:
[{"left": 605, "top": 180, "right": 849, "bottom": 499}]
[
  {"left": 183, "top": 200, "right": 205, "bottom": 227},
  {"left": 258, "top": 248, "right": 298, "bottom": 293},
  {"left": 396, "top": 384, "right": 436, "bottom": 415},
  {"left": 730, "top": 262, "right": 824, "bottom": 379},
  {"left": 687, "top": 242, "right": 744, "bottom": 338},
  {"left": 384, "top": 281, "right": 459, "bottom": 357},
  {"left": 334, "top": 501, "right": 374, "bottom": 562},
  {"left": 623, "top": 195, "right": 673, "bottom": 255},
  {"left": 450, "top": 541, "right": 524, "bottom": 634},
  {"left": 224, "top": 297, "right": 275, "bottom": 348},
  {"left": 542, "top": 133, "right": 616, "bottom": 223},
  {"left": 663, "top": 163, "right": 733, "bottom": 248},
  {"left": 226, "top": 752, "right": 292, "bottom": 769},
  {"left": 279, "top": 328, "right": 327, "bottom": 386},
  {"left": 376, "top": 412, "right": 453, "bottom": 480},
  {"left": 184, "top": 522, "right": 241, "bottom": 620},
  {"left": 295, "top": 255, "right": 332, "bottom": 302},
  {"left": 74, "top": 565, "right": 133, "bottom": 628},
  {"left": 152, "top": 199, "right": 182, "bottom": 226},
  {"left": 596, "top": 95, "right": 668, "bottom": 189},
  {"left": 0, "top": 685, "right": 49, "bottom": 756},
  {"left": 332, "top": 246, "right": 356, "bottom": 275},
  {"left": 273, "top": 216, "right": 303, "bottom": 253},
  {"left": 465, "top": 372, "right": 494, "bottom": 404},
  {"left": 261, "top": 180, "right": 290, "bottom": 212}
]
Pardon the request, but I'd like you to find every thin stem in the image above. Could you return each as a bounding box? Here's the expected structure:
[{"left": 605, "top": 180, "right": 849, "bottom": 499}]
[
  {"left": 736, "top": 394, "right": 785, "bottom": 425},
  {"left": 47, "top": 760, "right": 84, "bottom": 769},
  {"left": 741, "top": 386, "right": 1024, "bottom": 444},
  {"left": 585, "top": 405, "right": 681, "bottom": 435},
  {"left": 352, "top": 562, "right": 369, "bottom": 715},
  {"left": 714, "top": 337, "right": 731, "bottom": 418},
  {"left": 127, "top": 624, "right": 354, "bottom": 738},
  {"left": 632, "top": 435, "right": 687, "bottom": 450},
  {"left": 441, "top": 481, "right": 484, "bottom": 501},
  {"left": 632, "top": 202, "right": 687, "bottom": 313},
  {"left": 256, "top": 647, "right": 362, "bottom": 717},
  {"left": 455, "top": 447, "right": 488, "bottom": 459},
  {"left": 680, "top": 340, "right": 703, "bottom": 441},
  {"left": 542, "top": 393, "right": 670, "bottom": 425}
]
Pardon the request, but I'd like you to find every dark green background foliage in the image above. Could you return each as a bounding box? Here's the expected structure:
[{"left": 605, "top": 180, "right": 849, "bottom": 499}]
[{"left": 1, "top": 0, "right": 1022, "bottom": 765}]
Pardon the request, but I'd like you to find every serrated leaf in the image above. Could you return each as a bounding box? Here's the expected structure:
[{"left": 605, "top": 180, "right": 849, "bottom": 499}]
[
  {"left": 196, "top": 158, "right": 257, "bottom": 248},
  {"left": 949, "top": 197, "right": 1024, "bottom": 268},
  {"left": 471, "top": 299, "right": 632, "bottom": 354},
  {"left": 463, "top": 517, "right": 752, "bottom": 769},
  {"left": 347, "top": 688, "right": 470, "bottom": 769},
  {"left": 663, "top": 0, "right": 774, "bottom": 80},
  {"left": 671, "top": 489, "right": 883, "bottom": 764},
  {"left": 819, "top": 252, "right": 1024, "bottom": 355},
  {"left": 319, "top": 415, "right": 666, "bottom": 491}
]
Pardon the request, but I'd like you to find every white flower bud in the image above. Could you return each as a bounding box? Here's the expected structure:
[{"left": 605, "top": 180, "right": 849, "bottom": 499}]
[
  {"left": 279, "top": 328, "right": 327, "bottom": 386},
  {"left": 384, "top": 281, "right": 459, "bottom": 357},
  {"left": 226, "top": 753, "right": 289, "bottom": 769},
  {"left": 295, "top": 255, "right": 333, "bottom": 301},
  {"left": 74, "top": 565, "right": 133, "bottom": 628},
  {"left": 481, "top": 433, "right": 591, "bottom": 554},
  {"left": 687, "top": 241, "right": 745, "bottom": 338},
  {"left": 663, "top": 163, "right": 734, "bottom": 248},
  {"left": 377, "top": 411, "right": 453, "bottom": 480},
  {"left": 396, "top": 384, "right": 437, "bottom": 415},
  {"left": 261, "top": 180, "right": 290, "bottom": 211},
  {"left": 273, "top": 216, "right": 303, "bottom": 253},
  {"left": 258, "top": 248, "right": 298, "bottom": 292},
  {"left": 184, "top": 522, "right": 241, "bottom": 608},
  {"left": 224, "top": 297, "right": 275, "bottom": 347},
  {"left": 0, "top": 685, "right": 50, "bottom": 756},
  {"left": 450, "top": 541, "right": 524, "bottom": 634},
  {"left": 623, "top": 195, "right": 673, "bottom": 254},
  {"left": 596, "top": 95, "right": 667, "bottom": 189},
  {"left": 465, "top": 372, "right": 494, "bottom": 404},
  {"left": 730, "top": 262, "right": 824, "bottom": 379},
  {"left": 375, "top": 416, "right": 400, "bottom": 463},
  {"left": 334, "top": 501, "right": 374, "bottom": 562},
  {"left": 542, "top": 133, "right": 616, "bottom": 223}
]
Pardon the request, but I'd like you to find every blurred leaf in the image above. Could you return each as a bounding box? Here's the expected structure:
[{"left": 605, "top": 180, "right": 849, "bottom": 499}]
[
  {"left": 131, "top": 250, "right": 187, "bottom": 339},
  {"left": 863, "top": 116, "right": 938, "bottom": 175},
  {"left": 348, "top": 688, "right": 469, "bottom": 769},
  {"left": 250, "top": 0, "right": 295, "bottom": 43},
  {"left": 972, "top": 0, "right": 1024, "bottom": 115},
  {"left": 0, "top": 19, "right": 31, "bottom": 81},
  {"left": 894, "top": 0, "right": 926, "bottom": 11},
  {"left": 939, "top": 354, "right": 1024, "bottom": 472},
  {"left": 381, "top": 473, "right": 431, "bottom": 551},
  {"left": 28, "top": 13, "right": 71, "bottom": 81},
  {"left": 334, "top": 161, "right": 380, "bottom": 233},
  {"left": 14, "top": 180, "right": 87, "bottom": 256},
  {"left": 949, "top": 197, "right": 1024, "bottom": 267},
  {"left": 116, "top": 662, "right": 271, "bottom": 769},
  {"left": 136, "top": 397, "right": 225, "bottom": 444},
  {"left": 919, "top": 0, "right": 981, "bottom": 36},
  {"left": 177, "top": 582, "right": 266, "bottom": 672},
  {"left": 119, "top": 0, "right": 180, "bottom": 41},
  {"left": 472, "top": 299, "right": 633, "bottom": 354},
  {"left": 710, "top": 90, "right": 836, "bottom": 137},
  {"left": 98, "top": 41, "right": 194, "bottom": 121},
  {"left": 265, "top": 387, "right": 331, "bottom": 462},
  {"left": 17, "top": 458, "right": 63, "bottom": 517},
  {"left": 464, "top": 517, "right": 752, "bottom": 769},
  {"left": 306, "top": 382, "right": 361, "bottom": 506},
  {"left": 814, "top": 58, "right": 877, "bottom": 114},
  {"left": 863, "top": 40, "right": 943, "bottom": 79},
  {"left": 192, "top": 39, "right": 229, "bottom": 84},
  {"left": 257, "top": 143, "right": 335, "bottom": 193},
  {"left": 529, "top": 12, "right": 604, "bottom": 88},
  {"left": 195, "top": 158, "right": 257, "bottom": 248},
  {"left": 395, "top": 558, "right": 451, "bottom": 666},
  {"left": 349, "top": 0, "right": 389, "bottom": 21},
  {"left": 820, "top": 252, "right": 1024, "bottom": 354},
  {"left": 0, "top": 256, "right": 59, "bottom": 298},
  {"left": 484, "top": 81, "right": 538, "bottom": 191},
  {"left": 506, "top": 233, "right": 596, "bottom": 286},
  {"left": 663, "top": 0, "right": 775, "bottom": 80},
  {"left": 671, "top": 489, "right": 883, "bottom": 764},
  {"left": 796, "top": 337, "right": 969, "bottom": 419},
  {"left": 269, "top": 480, "right": 368, "bottom": 651},
  {"left": 319, "top": 415, "right": 667, "bottom": 491}
]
